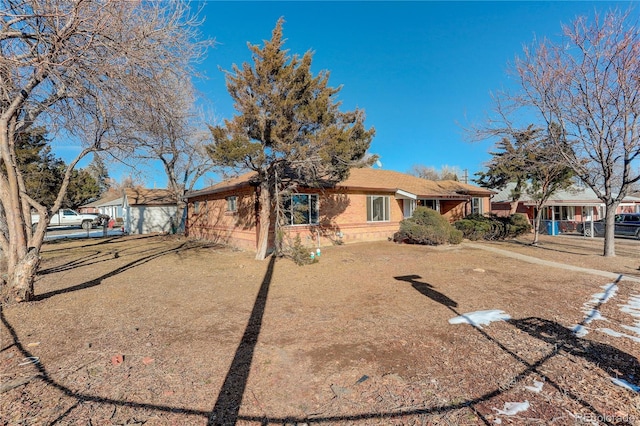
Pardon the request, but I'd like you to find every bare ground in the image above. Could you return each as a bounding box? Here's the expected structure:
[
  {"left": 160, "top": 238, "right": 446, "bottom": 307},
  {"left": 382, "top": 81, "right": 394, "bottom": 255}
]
[{"left": 1, "top": 234, "right": 639, "bottom": 425}]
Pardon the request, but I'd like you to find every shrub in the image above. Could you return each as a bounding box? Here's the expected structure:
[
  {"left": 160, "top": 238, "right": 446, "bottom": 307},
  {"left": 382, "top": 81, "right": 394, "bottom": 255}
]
[
  {"left": 284, "top": 234, "right": 318, "bottom": 266},
  {"left": 394, "top": 207, "right": 462, "bottom": 245},
  {"left": 454, "top": 213, "right": 531, "bottom": 241}
]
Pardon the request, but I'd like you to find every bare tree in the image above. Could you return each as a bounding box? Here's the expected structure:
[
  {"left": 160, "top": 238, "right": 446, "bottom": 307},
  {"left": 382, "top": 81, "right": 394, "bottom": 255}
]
[
  {"left": 409, "top": 165, "right": 462, "bottom": 181},
  {"left": 510, "top": 9, "right": 640, "bottom": 257},
  {"left": 118, "top": 78, "right": 218, "bottom": 233},
  {"left": 0, "top": 0, "right": 209, "bottom": 301}
]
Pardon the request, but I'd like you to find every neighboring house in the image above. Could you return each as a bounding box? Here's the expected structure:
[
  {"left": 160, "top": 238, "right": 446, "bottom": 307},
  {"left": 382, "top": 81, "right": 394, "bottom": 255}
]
[
  {"left": 185, "top": 168, "right": 493, "bottom": 252},
  {"left": 80, "top": 194, "right": 124, "bottom": 222},
  {"left": 78, "top": 200, "right": 100, "bottom": 215},
  {"left": 490, "top": 183, "right": 640, "bottom": 233},
  {"left": 123, "top": 188, "right": 178, "bottom": 235}
]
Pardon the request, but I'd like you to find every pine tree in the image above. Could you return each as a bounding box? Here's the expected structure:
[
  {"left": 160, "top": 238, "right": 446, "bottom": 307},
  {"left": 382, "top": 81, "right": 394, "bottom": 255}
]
[
  {"left": 86, "top": 154, "right": 110, "bottom": 195},
  {"left": 208, "top": 19, "right": 375, "bottom": 260}
]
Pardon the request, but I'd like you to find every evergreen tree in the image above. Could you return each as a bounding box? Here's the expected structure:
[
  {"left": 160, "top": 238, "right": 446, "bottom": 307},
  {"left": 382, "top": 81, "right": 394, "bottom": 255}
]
[
  {"left": 64, "top": 169, "right": 101, "bottom": 209},
  {"left": 475, "top": 124, "right": 573, "bottom": 243},
  {"left": 14, "top": 127, "right": 64, "bottom": 208},
  {"left": 12, "top": 127, "right": 100, "bottom": 209},
  {"left": 86, "top": 154, "right": 110, "bottom": 195},
  {"left": 208, "top": 19, "right": 375, "bottom": 260},
  {"left": 474, "top": 126, "right": 535, "bottom": 214}
]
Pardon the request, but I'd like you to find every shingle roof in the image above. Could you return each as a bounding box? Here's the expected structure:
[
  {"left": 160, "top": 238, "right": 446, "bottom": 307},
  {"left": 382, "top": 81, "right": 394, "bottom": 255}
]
[
  {"left": 124, "top": 188, "right": 176, "bottom": 206},
  {"left": 335, "top": 168, "right": 492, "bottom": 197},
  {"left": 186, "top": 168, "right": 492, "bottom": 199},
  {"left": 80, "top": 193, "right": 121, "bottom": 208},
  {"left": 490, "top": 183, "right": 640, "bottom": 205}
]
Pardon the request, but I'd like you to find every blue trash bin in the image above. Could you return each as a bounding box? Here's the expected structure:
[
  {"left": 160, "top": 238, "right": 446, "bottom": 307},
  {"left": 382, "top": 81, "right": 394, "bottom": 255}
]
[{"left": 546, "top": 220, "right": 559, "bottom": 236}]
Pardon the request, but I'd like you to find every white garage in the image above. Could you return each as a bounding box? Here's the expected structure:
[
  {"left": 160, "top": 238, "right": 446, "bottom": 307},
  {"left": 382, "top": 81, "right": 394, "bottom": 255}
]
[{"left": 123, "top": 188, "right": 178, "bottom": 235}]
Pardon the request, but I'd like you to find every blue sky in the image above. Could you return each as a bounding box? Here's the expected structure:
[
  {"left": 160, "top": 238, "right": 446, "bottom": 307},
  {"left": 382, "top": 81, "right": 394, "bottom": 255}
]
[{"left": 65, "top": 1, "right": 638, "bottom": 188}]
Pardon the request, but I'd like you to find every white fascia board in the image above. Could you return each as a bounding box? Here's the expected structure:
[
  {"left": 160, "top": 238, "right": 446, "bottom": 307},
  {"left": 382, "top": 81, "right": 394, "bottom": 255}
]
[{"left": 395, "top": 189, "right": 417, "bottom": 200}]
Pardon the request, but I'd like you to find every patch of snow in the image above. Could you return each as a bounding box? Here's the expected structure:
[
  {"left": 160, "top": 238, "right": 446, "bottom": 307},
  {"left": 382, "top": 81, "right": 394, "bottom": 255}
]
[
  {"left": 618, "top": 294, "right": 640, "bottom": 340},
  {"left": 448, "top": 310, "right": 510, "bottom": 328},
  {"left": 621, "top": 324, "right": 640, "bottom": 335},
  {"left": 493, "top": 401, "right": 530, "bottom": 416},
  {"left": 572, "top": 324, "right": 589, "bottom": 337},
  {"left": 611, "top": 378, "right": 640, "bottom": 392},
  {"left": 594, "top": 283, "right": 618, "bottom": 303},
  {"left": 621, "top": 295, "right": 640, "bottom": 313},
  {"left": 524, "top": 380, "right": 544, "bottom": 393},
  {"left": 582, "top": 309, "right": 606, "bottom": 324},
  {"left": 493, "top": 418, "right": 502, "bottom": 424},
  {"left": 573, "top": 283, "right": 619, "bottom": 338},
  {"left": 597, "top": 328, "right": 640, "bottom": 343}
]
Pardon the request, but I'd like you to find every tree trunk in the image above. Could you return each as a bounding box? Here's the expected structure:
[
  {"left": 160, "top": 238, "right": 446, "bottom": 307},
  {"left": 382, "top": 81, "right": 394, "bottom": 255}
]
[
  {"left": 603, "top": 203, "right": 617, "bottom": 257},
  {"left": 255, "top": 180, "right": 272, "bottom": 260},
  {"left": 532, "top": 209, "right": 543, "bottom": 245},
  {"left": 509, "top": 200, "right": 519, "bottom": 215},
  {"left": 9, "top": 248, "right": 40, "bottom": 302}
]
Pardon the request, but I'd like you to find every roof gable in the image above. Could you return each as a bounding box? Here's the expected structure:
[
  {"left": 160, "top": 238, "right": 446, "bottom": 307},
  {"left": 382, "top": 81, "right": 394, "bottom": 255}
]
[{"left": 124, "top": 188, "right": 176, "bottom": 206}]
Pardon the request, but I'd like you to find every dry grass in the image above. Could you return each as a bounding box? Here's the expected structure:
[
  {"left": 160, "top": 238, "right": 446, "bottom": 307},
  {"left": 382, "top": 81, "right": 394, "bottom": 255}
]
[{"left": 1, "top": 234, "right": 639, "bottom": 425}]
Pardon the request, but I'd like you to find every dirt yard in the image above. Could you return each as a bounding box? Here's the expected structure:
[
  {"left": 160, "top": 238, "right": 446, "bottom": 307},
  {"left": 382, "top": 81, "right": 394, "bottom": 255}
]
[{"left": 1, "top": 234, "right": 639, "bottom": 425}]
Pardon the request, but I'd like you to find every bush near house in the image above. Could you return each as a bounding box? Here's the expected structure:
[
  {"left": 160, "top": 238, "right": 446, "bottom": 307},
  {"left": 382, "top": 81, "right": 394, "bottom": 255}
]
[
  {"left": 394, "top": 207, "right": 463, "bottom": 245},
  {"left": 454, "top": 213, "right": 531, "bottom": 241}
]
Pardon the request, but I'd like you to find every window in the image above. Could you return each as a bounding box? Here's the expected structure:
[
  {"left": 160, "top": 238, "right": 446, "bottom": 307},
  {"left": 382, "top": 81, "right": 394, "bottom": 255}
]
[
  {"left": 471, "top": 198, "right": 483, "bottom": 215},
  {"left": 417, "top": 199, "right": 439, "bottom": 211},
  {"left": 226, "top": 196, "right": 237, "bottom": 212},
  {"left": 193, "top": 201, "right": 200, "bottom": 214},
  {"left": 545, "top": 206, "right": 575, "bottom": 220},
  {"left": 367, "top": 195, "right": 390, "bottom": 222},
  {"left": 283, "top": 194, "right": 318, "bottom": 225}
]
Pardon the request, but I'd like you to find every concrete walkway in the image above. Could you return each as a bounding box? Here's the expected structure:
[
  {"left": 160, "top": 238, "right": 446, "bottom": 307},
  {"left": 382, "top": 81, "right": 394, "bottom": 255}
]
[{"left": 465, "top": 243, "right": 640, "bottom": 283}]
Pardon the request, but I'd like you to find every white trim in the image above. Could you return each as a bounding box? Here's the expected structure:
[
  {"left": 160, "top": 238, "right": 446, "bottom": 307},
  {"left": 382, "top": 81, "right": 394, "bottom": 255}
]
[{"left": 395, "top": 189, "right": 417, "bottom": 200}]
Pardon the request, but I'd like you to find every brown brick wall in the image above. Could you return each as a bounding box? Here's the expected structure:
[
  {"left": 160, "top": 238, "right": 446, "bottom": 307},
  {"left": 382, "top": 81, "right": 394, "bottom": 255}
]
[
  {"left": 187, "top": 187, "right": 486, "bottom": 252},
  {"left": 186, "top": 186, "right": 257, "bottom": 250}
]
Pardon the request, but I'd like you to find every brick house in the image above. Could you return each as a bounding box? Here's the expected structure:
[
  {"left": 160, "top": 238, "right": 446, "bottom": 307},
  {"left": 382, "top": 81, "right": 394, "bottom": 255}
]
[
  {"left": 490, "top": 183, "right": 640, "bottom": 234},
  {"left": 185, "top": 168, "right": 492, "bottom": 252}
]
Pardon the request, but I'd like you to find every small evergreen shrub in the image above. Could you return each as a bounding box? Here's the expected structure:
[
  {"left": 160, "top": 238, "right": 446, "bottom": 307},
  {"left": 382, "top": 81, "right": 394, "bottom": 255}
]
[
  {"left": 394, "top": 207, "right": 462, "bottom": 245},
  {"left": 285, "top": 234, "right": 318, "bottom": 266},
  {"left": 454, "top": 213, "right": 531, "bottom": 241},
  {"left": 507, "top": 213, "right": 532, "bottom": 236}
]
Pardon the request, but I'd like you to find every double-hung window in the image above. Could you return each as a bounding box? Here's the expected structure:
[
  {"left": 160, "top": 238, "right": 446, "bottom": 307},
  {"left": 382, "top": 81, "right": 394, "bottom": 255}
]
[
  {"left": 283, "top": 194, "right": 318, "bottom": 225},
  {"left": 367, "top": 195, "right": 390, "bottom": 222},
  {"left": 226, "top": 196, "right": 237, "bottom": 212},
  {"left": 471, "top": 197, "right": 483, "bottom": 215}
]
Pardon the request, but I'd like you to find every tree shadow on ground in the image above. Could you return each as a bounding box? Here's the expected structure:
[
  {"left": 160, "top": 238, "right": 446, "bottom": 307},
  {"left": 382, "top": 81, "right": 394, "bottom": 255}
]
[
  {"left": 509, "top": 317, "right": 639, "bottom": 384},
  {"left": 394, "top": 274, "right": 458, "bottom": 309},
  {"left": 37, "top": 250, "right": 116, "bottom": 275},
  {"left": 2, "top": 268, "right": 632, "bottom": 425},
  {"left": 390, "top": 274, "right": 625, "bottom": 426},
  {"left": 208, "top": 255, "right": 275, "bottom": 425},
  {"left": 499, "top": 237, "right": 593, "bottom": 256},
  {"left": 0, "top": 308, "right": 210, "bottom": 422},
  {"left": 41, "top": 234, "right": 157, "bottom": 253},
  {"left": 35, "top": 241, "right": 222, "bottom": 301}
]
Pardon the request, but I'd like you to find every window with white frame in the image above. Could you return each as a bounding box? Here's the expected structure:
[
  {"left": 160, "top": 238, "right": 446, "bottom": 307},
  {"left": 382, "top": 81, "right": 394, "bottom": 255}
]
[
  {"left": 283, "top": 194, "right": 318, "bottom": 225},
  {"left": 471, "top": 197, "right": 483, "bottom": 215},
  {"left": 367, "top": 195, "right": 390, "bottom": 222},
  {"left": 226, "top": 196, "right": 237, "bottom": 212},
  {"left": 544, "top": 206, "right": 575, "bottom": 220}
]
